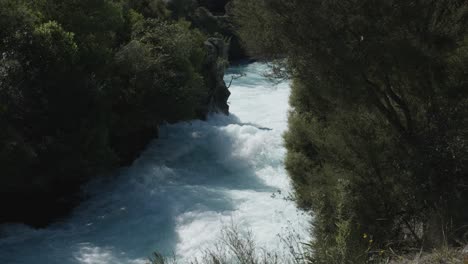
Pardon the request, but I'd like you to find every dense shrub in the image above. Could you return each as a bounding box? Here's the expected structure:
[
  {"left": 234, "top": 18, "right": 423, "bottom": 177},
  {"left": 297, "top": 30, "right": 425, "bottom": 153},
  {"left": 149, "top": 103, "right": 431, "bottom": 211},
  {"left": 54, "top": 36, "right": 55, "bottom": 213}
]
[
  {"left": 110, "top": 19, "right": 208, "bottom": 160},
  {"left": 0, "top": 0, "right": 226, "bottom": 226},
  {"left": 232, "top": 0, "right": 468, "bottom": 262}
]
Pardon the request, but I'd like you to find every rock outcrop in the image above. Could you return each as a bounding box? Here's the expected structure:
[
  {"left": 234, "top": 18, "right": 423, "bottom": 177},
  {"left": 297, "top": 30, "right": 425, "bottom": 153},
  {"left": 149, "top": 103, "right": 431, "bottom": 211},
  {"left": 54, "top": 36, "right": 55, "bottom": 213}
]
[
  {"left": 190, "top": 6, "right": 248, "bottom": 61},
  {"left": 201, "top": 37, "right": 231, "bottom": 115}
]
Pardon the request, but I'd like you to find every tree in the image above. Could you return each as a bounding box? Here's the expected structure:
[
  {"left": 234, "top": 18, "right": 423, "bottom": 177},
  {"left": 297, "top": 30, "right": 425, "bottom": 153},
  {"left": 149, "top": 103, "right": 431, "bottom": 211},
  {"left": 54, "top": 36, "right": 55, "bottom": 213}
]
[
  {"left": 0, "top": 0, "right": 228, "bottom": 226},
  {"left": 232, "top": 0, "right": 468, "bottom": 262}
]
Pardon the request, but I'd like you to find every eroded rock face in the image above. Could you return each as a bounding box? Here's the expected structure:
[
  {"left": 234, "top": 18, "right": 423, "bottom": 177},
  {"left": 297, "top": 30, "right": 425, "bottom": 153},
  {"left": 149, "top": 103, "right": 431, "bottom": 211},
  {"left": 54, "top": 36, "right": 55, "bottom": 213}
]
[
  {"left": 202, "top": 37, "right": 230, "bottom": 115},
  {"left": 189, "top": 6, "right": 248, "bottom": 61}
]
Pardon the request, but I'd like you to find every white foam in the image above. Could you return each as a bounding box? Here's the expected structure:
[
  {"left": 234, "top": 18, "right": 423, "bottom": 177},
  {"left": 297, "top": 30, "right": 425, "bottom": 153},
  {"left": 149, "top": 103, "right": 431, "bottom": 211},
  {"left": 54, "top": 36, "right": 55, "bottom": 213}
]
[{"left": 0, "top": 63, "right": 310, "bottom": 264}]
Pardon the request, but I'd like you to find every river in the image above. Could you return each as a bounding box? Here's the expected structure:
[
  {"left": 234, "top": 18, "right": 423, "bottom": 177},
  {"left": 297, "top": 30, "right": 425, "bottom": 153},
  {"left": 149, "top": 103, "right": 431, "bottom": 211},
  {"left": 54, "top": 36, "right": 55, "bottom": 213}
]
[{"left": 0, "top": 63, "right": 310, "bottom": 264}]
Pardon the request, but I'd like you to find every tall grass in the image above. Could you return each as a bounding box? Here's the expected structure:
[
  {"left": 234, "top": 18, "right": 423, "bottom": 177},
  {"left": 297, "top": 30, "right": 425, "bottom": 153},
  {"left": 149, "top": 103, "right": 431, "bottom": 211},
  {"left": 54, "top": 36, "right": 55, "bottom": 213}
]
[{"left": 147, "top": 224, "right": 311, "bottom": 264}]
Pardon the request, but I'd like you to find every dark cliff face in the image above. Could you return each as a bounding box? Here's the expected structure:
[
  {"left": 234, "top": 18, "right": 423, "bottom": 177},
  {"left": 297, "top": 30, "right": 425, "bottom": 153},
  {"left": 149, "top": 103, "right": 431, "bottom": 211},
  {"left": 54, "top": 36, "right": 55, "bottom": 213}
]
[{"left": 201, "top": 37, "right": 231, "bottom": 116}]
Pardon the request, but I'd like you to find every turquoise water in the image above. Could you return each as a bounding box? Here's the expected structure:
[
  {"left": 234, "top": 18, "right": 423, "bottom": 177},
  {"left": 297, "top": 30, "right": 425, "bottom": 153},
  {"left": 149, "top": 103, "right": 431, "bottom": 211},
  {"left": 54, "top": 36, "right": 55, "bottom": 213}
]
[{"left": 0, "top": 63, "right": 310, "bottom": 264}]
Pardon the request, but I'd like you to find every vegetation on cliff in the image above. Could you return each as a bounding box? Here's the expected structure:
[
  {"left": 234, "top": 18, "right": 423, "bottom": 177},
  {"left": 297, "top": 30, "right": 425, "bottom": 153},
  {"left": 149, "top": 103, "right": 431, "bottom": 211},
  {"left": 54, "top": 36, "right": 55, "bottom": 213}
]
[
  {"left": 0, "top": 0, "right": 230, "bottom": 226},
  {"left": 168, "top": 0, "right": 247, "bottom": 61},
  {"left": 232, "top": 0, "right": 468, "bottom": 262}
]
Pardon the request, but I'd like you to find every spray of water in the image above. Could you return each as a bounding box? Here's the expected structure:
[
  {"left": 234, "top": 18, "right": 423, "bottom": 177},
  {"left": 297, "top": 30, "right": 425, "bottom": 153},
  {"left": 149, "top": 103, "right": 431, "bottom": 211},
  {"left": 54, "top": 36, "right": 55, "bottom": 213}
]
[{"left": 0, "top": 63, "right": 310, "bottom": 264}]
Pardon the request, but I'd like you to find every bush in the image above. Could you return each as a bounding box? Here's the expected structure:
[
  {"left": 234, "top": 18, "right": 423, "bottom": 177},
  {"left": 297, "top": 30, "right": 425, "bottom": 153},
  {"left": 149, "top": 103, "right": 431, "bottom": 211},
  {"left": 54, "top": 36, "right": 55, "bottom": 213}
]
[
  {"left": 0, "top": 0, "right": 226, "bottom": 226},
  {"left": 232, "top": 0, "right": 468, "bottom": 262}
]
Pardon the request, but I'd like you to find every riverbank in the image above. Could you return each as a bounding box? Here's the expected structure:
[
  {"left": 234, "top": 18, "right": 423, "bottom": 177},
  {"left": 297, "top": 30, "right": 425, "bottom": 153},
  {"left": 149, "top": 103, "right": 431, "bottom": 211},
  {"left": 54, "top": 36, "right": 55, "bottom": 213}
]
[{"left": 0, "top": 63, "right": 309, "bottom": 264}]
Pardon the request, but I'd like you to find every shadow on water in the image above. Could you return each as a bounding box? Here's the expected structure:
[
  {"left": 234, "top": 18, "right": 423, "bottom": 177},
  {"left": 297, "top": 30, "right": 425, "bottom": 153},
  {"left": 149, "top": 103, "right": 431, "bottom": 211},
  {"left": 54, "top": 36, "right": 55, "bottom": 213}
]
[{"left": 0, "top": 113, "right": 280, "bottom": 264}]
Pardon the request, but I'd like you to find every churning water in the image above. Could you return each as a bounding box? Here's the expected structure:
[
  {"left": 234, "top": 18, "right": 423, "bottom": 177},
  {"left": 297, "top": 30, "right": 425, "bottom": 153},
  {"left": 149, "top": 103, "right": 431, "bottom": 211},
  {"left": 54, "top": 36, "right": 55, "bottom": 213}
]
[{"left": 0, "top": 63, "right": 310, "bottom": 264}]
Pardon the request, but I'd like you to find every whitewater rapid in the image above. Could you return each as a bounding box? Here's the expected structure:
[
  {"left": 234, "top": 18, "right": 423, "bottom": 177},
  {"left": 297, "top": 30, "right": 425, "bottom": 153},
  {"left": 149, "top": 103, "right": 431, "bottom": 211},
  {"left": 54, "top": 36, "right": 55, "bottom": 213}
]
[{"left": 0, "top": 63, "right": 310, "bottom": 264}]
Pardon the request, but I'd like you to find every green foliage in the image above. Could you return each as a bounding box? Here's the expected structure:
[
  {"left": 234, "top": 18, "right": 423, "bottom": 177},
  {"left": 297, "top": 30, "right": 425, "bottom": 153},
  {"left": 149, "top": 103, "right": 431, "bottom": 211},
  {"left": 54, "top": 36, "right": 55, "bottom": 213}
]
[
  {"left": 0, "top": 0, "right": 221, "bottom": 226},
  {"left": 0, "top": 0, "right": 38, "bottom": 40},
  {"left": 130, "top": 19, "right": 206, "bottom": 119},
  {"left": 33, "top": 21, "right": 78, "bottom": 64},
  {"left": 109, "top": 19, "right": 207, "bottom": 159},
  {"left": 233, "top": 0, "right": 468, "bottom": 262},
  {"left": 164, "top": 0, "right": 247, "bottom": 61}
]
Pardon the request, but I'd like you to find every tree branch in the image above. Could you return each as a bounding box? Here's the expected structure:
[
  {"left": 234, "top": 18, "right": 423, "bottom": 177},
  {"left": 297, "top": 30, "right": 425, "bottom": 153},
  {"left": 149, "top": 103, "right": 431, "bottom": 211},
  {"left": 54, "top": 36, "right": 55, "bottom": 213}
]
[
  {"left": 363, "top": 75, "right": 407, "bottom": 135},
  {"left": 384, "top": 74, "right": 414, "bottom": 134}
]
